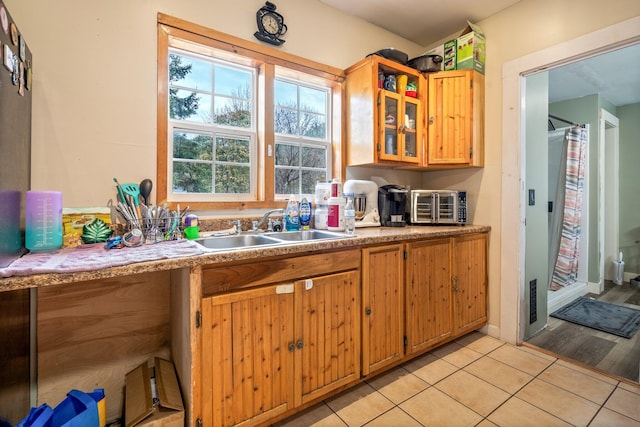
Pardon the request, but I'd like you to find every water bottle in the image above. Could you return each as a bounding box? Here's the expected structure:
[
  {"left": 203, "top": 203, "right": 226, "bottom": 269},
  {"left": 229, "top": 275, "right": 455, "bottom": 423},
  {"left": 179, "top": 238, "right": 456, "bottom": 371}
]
[
  {"left": 344, "top": 195, "right": 356, "bottom": 235},
  {"left": 25, "top": 191, "right": 63, "bottom": 252}
]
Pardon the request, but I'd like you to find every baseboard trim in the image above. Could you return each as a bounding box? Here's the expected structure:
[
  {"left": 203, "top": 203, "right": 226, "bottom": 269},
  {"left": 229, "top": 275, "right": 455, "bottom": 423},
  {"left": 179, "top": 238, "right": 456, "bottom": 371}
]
[{"left": 548, "top": 282, "right": 588, "bottom": 314}]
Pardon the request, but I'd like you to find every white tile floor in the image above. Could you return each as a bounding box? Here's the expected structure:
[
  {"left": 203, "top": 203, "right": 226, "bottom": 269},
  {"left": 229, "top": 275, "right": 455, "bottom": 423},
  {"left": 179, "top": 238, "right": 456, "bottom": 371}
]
[{"left": 275, "top": 332, "right": 640, "bottom": 427}]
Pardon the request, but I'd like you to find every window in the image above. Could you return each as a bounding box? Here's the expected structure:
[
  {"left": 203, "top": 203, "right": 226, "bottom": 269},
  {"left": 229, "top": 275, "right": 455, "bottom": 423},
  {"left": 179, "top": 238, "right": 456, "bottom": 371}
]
[
  {"left": 168, "top": 51, "right": 257, "bottom": 201},
  {"left": 274, "top": 78, "right": 331, "bottom": 197},
  {"left": 157, "top": 15, "right": 344, "bottom": 210}
]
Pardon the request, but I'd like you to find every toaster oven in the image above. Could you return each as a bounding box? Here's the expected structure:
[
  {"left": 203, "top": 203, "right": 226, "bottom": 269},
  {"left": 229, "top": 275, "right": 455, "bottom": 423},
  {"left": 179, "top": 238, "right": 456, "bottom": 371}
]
[{"left": 410, "top": 190, "right": 467, "bottom": 225}]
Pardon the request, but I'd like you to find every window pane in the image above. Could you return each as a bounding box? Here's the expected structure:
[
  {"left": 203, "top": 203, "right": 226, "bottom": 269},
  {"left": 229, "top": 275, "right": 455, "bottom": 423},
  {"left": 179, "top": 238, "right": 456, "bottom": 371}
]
[
  {"left": 173, "top": 162, "right": 212, "bottom": 193},
  {"left": 302, "top": 170, "right": 326, "bottom": 194},
  {"left": 214, "top": 96, "right": 251, "bottom": 128},
  {"left": 215, "top": 66, "right": 251, "bottom": 97},
  {"left": 275, "top": 168, "right": 299, "bottom": 194},
  {"left": 275, "top": 143, "right": 300, "bottom": 166},
  {"left": 275, "top": 80, "right": 297, "bottom": 106},
  {"left": 275, "top": 106, "right": 298, "bottom": 135},
  {"left": 170, "top": 89, "right": 212, "bottom": 123},
  {"left": 215, "top": 165, "right": 250, "bottom": 193},
  {"left": 169, "top": 54, "right": 212, "bottom": 92},
  {"left": 173, "top": 131, "right": 213, "bottom": 160},
  {"left": 301, "top": 146, "right": 326, "bottom": 168},
  {"left": 300, "top": 112, "right": 326, "bottom": 138},
  {"left": 215, "top": 136, "right": 250, "bottom": 163},
  {"left": 299, "top": 86, "right": 325, "bottom": 114}
]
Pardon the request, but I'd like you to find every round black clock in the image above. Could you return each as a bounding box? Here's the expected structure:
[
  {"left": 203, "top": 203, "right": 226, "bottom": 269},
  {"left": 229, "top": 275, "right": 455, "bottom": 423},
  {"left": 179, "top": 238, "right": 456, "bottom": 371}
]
[{"left": 254, "top": 1, "right": 287, "bottom": 46}]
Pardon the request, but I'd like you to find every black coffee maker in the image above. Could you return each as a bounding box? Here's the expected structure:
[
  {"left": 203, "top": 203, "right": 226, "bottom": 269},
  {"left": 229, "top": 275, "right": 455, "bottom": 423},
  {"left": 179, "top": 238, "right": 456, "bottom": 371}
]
[{"left": 378, "top": 184, "right": 408, "bottom": 227}]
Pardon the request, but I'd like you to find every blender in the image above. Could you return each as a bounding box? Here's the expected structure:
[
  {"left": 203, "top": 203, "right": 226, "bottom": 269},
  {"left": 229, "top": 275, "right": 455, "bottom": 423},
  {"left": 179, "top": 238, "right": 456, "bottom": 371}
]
[{"left": 343, "top": 180, "right": 381, "bottom": 227}]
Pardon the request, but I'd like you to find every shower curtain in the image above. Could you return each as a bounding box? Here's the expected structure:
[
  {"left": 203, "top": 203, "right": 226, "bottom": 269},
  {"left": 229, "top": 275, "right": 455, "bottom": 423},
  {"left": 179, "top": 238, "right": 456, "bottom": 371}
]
[{"left": 549, "top": 126, "right": 588, "bottom": 291}]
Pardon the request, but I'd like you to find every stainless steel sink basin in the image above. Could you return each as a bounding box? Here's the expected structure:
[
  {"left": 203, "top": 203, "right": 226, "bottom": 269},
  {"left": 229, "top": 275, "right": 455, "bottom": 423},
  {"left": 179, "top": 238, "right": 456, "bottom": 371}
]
[
  {"left": 195, "top": 234, "right": 282, "bottom": 250},
  {"left": 265, "top": 230, "right": 350, "bottom": 241}
]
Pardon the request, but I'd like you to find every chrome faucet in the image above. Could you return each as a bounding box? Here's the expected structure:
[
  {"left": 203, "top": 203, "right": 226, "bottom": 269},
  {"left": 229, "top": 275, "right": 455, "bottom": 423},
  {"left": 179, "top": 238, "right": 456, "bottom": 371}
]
[{"left": 252, "top": 208, "right": 284, "bottom": 231}]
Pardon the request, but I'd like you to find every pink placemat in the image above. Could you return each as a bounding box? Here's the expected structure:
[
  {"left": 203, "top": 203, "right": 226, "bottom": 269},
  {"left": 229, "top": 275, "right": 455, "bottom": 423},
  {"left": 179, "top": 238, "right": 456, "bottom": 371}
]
[{"left": 0, "top": 239, "right": 204, "bottom": 278}]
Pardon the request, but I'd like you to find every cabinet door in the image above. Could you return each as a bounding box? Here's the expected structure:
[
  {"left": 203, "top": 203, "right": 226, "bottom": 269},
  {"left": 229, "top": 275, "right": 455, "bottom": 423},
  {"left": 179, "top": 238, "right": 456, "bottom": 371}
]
[
  {"left": 452, "top": 233, "right": 488, "bottom": 336},
  {"left": 402, "top": 96, "right": 421, "bottom": 164},
  {"left": 202, "top": 285, "right": 295, "bottom": 427},
  {"left": 427, "top": 70, "right": 474, "bottom": 166},
  {"left": 294, "top": 271, "right": 360, "bottom": 406},
  {"left": 361, "top": 244, "right": 404, "bottom": 375},
  {"left": 379, "top": 91, "right": 403, "bottom": 161},
  {"left": 405, "top": 239, "right": 453, "bottom": 355},
  {"left": 379, "top": 91, "right": 421, "bottom": 164}
]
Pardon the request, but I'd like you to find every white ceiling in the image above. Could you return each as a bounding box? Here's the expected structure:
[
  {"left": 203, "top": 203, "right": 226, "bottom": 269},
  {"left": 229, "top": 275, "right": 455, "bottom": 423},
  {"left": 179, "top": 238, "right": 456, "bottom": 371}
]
[{"left": 319, "top": 0, "right": 640, "bottom": 107}]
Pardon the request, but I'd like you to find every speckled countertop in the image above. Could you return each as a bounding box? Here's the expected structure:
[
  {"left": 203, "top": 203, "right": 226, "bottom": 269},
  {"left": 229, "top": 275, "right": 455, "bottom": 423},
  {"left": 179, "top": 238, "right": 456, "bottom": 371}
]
[{"left": 0, "top": 225, "right": 490, "bottom": 292}]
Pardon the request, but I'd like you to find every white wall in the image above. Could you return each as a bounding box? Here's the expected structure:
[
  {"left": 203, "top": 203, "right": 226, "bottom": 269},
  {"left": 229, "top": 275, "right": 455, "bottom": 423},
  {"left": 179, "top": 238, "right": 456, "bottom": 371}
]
[{"left": 6, "top": 0, "right": 640, "bottom": 341}]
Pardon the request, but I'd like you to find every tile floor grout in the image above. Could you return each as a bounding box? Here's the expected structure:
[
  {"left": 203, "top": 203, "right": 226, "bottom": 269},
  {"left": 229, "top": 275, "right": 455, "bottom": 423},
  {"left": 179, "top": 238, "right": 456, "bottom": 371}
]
[{"left": 275, "top": 332, "right": 640, "bottom": 427}]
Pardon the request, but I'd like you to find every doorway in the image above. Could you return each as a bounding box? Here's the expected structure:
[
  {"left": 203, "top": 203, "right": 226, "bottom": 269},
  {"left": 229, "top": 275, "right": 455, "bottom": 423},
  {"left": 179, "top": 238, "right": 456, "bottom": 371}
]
[{"left": 500, "top": 16, "right": 640, "bottom": 348}]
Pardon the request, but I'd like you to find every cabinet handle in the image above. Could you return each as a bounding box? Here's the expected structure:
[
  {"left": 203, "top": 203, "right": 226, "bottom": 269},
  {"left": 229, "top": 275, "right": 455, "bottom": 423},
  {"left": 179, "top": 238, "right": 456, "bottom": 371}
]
[
  {"left": 365, "top": 307, "right": 372, "bottom": 315},
  {"left": 429, "top": 116, "right": 434, "bottom": 125},
  {"left": 452, "top": 276, "right": 459, "bottom": 292},
  {"left": 296, "top": 340, "right": 304, "bottom": 349},
  {"left": 288, "top": 343, "right": 295, "bottom": 352}
]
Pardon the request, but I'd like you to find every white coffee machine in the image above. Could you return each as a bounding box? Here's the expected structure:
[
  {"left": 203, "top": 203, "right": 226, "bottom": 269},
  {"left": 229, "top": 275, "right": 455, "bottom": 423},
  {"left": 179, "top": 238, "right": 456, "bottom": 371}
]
[{"left": 343, "top": 180, "right": 381, "bottom": 227}]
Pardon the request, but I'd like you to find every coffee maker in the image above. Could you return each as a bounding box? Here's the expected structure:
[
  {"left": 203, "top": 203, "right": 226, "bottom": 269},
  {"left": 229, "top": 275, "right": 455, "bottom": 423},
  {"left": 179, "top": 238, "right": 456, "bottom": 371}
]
[{"left": 378, "top": 184, "right": 408, "bottom": 227}]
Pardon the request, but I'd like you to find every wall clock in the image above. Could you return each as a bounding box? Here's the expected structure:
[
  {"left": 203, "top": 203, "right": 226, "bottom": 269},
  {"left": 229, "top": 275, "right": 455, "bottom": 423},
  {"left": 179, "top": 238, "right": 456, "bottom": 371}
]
[{"left": 254, "top": 1, "right": 287, "bottom": 46}]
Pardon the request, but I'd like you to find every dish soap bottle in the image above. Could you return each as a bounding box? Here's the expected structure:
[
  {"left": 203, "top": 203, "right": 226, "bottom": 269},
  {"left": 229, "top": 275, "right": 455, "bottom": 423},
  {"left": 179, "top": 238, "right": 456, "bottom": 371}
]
[
  {"left": 299, "top": 197, "right": 312, "bottom": 230},
  {"left": 285, "top": 195, "right": 300, "bottom": 231}
]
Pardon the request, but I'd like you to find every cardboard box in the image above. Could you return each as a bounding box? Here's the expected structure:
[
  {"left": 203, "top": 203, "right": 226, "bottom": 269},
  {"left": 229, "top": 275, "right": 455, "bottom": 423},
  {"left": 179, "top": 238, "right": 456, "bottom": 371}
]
[
  {"left": 125, "top": 358, "right": 184, "bottom": 427},
  {"left": 62, "top": 207, "right": 112, "bottom": 247},
  {"left": 443, "top": 39, "right": 457, "bottom": 71},
  {"left": 442, "top": 21, "right": 485, "bottom": 74}
]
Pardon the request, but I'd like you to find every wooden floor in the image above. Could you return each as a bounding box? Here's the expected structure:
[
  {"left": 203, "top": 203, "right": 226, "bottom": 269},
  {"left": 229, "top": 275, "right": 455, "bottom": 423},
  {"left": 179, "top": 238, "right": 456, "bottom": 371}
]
[{"left": 527, "top": 280, "right": 640, "bottom": 383}]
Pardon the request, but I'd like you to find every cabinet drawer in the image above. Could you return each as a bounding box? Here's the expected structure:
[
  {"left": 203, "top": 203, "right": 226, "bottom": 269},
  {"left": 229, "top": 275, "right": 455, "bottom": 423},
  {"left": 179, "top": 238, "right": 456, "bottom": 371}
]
[{"left": 202, "top": 249, "right": 360, "bottom": 297}]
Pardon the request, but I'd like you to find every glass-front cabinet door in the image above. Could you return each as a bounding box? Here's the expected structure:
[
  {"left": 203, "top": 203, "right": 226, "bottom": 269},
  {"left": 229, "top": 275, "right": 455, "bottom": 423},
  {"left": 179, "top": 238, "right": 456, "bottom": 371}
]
[{"left": 378, "top": 88, "right": 421, "bottom": 164}]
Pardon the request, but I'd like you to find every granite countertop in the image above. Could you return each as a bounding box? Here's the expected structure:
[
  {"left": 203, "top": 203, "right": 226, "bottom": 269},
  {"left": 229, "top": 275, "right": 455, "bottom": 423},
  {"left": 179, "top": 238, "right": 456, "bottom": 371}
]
[{"left": 0, "top": 225, "right": 490, "bottom": 292}]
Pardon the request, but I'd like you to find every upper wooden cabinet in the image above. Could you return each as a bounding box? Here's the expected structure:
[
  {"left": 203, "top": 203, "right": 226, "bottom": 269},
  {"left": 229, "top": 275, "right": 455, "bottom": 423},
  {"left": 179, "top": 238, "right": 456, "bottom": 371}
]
[
  {"left": 345, "top": 55, "right": 425, "bottom": 166},
  {"left": 425, "top": 70, "right": 485, "bottom": 168}
]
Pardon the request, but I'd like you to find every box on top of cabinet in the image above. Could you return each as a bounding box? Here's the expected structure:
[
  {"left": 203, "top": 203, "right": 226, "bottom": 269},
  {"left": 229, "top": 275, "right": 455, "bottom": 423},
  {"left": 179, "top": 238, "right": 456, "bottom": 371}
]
[{"left": 443, "top": 21, "right": 485, "bottom": 74}]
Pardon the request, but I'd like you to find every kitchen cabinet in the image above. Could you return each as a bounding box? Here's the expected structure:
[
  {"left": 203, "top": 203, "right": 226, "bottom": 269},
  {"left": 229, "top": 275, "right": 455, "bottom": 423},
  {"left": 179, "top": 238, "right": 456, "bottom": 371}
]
[
  {"left": 361, "top": 244, "right": 404, "bottom": 375},
  {"left": 345, "top": 55, "right": 425, "bottom": 166},
  {"left": 425, "top": 70, "right": 484, "bottom": 168},
  {"left": 405, "top": 238, "right": 453, "bottom": 354},
  {"left": 200, "top": 251, "right": 360, "bottom": 427},
  {"left": 451, "top": 233, "right": 488, "bottom": 336},
  {"left": 405, "top": 233, "right": 488, "bottom": 354}
]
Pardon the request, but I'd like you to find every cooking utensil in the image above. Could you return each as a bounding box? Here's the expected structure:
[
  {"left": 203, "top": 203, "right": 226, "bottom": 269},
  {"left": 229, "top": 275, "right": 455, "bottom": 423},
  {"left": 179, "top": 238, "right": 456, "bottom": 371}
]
[
  {"left": 406, "top": 54, "right": 443, "bottom": 72},
  {"left": 368, "top": 48, "right": 408, "bottom": 65},
  {"left": 139, "top": 179, "right": 153, "bottom": 205},
  {"left": 113, "top": 178, "right": 126, "bottom": 204},
  {"left": 120, "top": 183, "right": 142, "bottom": 219}
]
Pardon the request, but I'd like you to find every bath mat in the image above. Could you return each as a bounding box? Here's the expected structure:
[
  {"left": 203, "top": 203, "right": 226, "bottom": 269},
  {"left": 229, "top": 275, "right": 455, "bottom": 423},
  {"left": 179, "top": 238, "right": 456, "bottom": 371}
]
[{"left": 550, "top": 297, "right": 640, "bottom": 339}]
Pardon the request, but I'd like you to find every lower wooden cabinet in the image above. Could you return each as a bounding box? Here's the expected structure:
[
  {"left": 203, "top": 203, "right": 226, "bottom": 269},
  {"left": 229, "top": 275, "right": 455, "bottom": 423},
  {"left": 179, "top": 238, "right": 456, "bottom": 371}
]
[
  {"left": 201, "top": 261, "right": 360, "bottom": 427},
  {"left": 452, "top": 233, "right": 488, "bottom": 336},
  {"left": 364, "top": 233, "right": 488, "bottom": 374},
  {"left": 405, "top": 238, "right": 453, "bottom": 355},
  {"left": 361, "top": 244, "right": 405, "bottom": 375},
  {"left": 198, "top": 232, "right": 487, "bottom": 426}
]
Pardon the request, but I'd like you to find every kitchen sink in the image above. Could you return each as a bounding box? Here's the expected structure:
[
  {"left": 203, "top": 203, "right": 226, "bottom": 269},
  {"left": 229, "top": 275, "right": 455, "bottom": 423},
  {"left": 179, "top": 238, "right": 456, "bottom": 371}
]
[
  {"left": 194, "top": 229, "right": 352, "bottom": 251},
  {"left": 195, "top": 234, "right": 283, "bottom": 250},
  {"left": 265, "top": 230, "right": 351, "bottom": 241}
]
